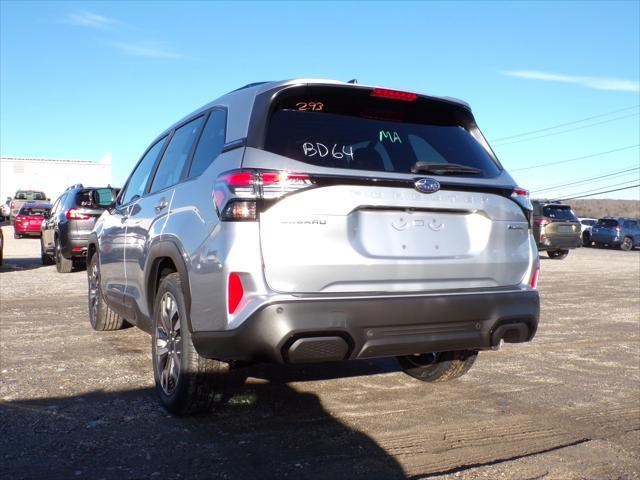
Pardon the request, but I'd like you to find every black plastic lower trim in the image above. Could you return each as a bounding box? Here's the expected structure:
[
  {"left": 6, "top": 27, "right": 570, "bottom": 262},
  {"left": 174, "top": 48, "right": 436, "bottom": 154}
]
[{"left": 192, "top": 289, "right": 540, "bottom": 363}]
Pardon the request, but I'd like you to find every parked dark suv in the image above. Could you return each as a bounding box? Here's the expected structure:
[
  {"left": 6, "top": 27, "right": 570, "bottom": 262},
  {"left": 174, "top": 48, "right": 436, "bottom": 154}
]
[
  {"left": 87, "top": 79, "right": 540, "bottom": 414},
  {"left": 532, "top": 200, "right": 581, "bottom": 259},
  {"left": 590, "top": 217, "right": 640, "bottom": 251},
  {"left": 41, "top": 185, "right": 118, "bottom": 272}
]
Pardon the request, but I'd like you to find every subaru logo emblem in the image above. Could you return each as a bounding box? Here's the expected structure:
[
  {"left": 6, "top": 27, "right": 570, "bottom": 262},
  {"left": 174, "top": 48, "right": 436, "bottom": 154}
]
[{"left": 414, "top": 178, "right": 440, "bottom": 194}]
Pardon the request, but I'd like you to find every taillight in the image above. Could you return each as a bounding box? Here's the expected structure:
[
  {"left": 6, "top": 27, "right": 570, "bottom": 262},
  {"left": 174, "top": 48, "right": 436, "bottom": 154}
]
[
  {"left": 214, "top": 170, "right": 314, "bottom": 221},
  {"left": 10, "top": 201, "right": 15, "bottom": 209},
  {"left": 530, "top": 268, "right": 540, "bottom": 289},
  {"left": 534, "top": 218, "right": 549, "bottom": 227},
  {"left": 15, "top": 215, "right": 24, "bottom": 222},
  {"left": 510, "top": 187, "right": 533, "bottom": 225},
  {"left": 227, "top": 273, "right": 244, "bottom": 314},
  {"left": 371, "top": 88, "right": 418, "bottom": 102},
  {"left": 66, "top": 208, "right": 91, "bottom": 220}
]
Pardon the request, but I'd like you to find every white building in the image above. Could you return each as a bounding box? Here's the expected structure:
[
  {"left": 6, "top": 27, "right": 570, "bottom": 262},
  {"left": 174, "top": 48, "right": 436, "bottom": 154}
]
[{"left": 0, "top": 154, "right": 113, "bottom": 203}]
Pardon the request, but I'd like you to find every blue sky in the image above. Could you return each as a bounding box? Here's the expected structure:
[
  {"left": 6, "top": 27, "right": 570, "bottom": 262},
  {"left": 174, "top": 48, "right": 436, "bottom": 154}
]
[{"left": 1, "top": 1, "right": 639, "bottom": 200}]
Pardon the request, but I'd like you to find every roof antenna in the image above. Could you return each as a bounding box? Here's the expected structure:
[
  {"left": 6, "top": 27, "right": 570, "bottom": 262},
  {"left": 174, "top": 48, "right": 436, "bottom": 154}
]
[{"left": 347, "top": 79, "right": 358, "bottom": 84}]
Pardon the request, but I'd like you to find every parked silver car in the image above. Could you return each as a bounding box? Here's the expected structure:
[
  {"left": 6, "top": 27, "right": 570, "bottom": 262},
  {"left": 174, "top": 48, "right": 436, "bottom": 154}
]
[{"left": 87, "top": 79, "right": 540, "bottom": 413}]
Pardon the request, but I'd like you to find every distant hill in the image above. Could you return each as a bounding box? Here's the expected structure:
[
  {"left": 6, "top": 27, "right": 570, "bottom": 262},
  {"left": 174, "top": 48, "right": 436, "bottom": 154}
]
[{"left": 551, "top": 199, "right": 639, "bottom": 219}]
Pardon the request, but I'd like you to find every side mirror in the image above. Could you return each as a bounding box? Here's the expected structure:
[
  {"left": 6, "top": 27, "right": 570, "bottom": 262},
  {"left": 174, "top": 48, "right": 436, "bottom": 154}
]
[{"left": 91, "top": 188, "right": 117, "bottom": 208}]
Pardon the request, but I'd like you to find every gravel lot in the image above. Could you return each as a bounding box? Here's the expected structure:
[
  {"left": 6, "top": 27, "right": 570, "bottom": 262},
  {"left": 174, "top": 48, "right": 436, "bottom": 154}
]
[{"left": 1, "top": 225, "right": 639, "bottom": 480}]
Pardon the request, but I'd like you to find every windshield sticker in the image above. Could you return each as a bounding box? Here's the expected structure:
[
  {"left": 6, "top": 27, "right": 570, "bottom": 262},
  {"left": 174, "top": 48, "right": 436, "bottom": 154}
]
[
  {"left": 296, "top": 102, "right": 324, "bottom": 112},
  {"left": 302, "top": 142, "right": 354, "bottom": 161},
  {"left": 379, "top": 130, "right": 402, "bottom": 143}
]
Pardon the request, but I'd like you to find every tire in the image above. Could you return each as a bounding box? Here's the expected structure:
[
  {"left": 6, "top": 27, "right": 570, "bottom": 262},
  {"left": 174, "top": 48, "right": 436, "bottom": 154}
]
[
  {"left": 73, "top": 258, "right": 87, "bottom": 271},
  {"left": 152, "top": 272, "right": 230, "bottom": 415},
  {"left": 547, "top": 249, "right": 569, "bottom": 259},
  {"left": 582, "top": 232, "right": 591, "bottom": 247},
  {"left": 87, "top": 253, "right": 127, "bottom": 331},
  {"left": 54, "top": 238, "right": 73, "bottom": 273},
  {"left": 41, "top": 238, "right": 54, "bottom": 265},
  {"left": 621, "top": 237, "right": 633, "bottom": 251},
  {"left": 397, "top": 350, "right": 478, "bottom": 382}
]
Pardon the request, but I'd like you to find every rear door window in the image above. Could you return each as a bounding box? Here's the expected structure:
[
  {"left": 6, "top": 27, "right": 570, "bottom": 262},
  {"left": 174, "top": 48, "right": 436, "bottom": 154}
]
[
  {"left": 188, "top": 110, "right": 227, "bottom": 178},
  {"left": 263, "top": 87, "right": 501, "bottom": 178},
  {"left": 542, "top": 205, "right": 577, "bottom": 221},
  {"left": 150, "top": 116, "right": 205, "bottom": 194}
]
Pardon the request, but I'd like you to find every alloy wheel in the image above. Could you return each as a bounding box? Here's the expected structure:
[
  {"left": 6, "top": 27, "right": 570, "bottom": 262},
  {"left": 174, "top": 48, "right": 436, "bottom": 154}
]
[
  {"left": 155, "top": 292, "right": 182, "bottom": 396},
  {"left": 88, "top": 261, "right": 100, "bottom": 324}
]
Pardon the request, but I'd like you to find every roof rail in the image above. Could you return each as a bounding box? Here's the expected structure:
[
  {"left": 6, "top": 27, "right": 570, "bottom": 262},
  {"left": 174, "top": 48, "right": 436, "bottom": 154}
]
[{"left": 66, "top": 183, "right": 83, "bottom": 190}]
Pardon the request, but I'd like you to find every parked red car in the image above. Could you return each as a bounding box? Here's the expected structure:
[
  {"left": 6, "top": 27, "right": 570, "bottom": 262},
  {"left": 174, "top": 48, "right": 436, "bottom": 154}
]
[{"left": 14, "top": 203, "right": 51, "bottom": 238}]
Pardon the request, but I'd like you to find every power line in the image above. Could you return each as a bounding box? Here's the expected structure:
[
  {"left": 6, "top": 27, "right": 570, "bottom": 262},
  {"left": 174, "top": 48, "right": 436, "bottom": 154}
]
[
  {"left": 549, "top": 179, "right": 640, "bottom": 200},
  {"left": 531, "top": 166, "right": 640, "bottom": 193},
  {"left": 511, "top": 144, "right": 640, "bottom": 172},
  {"left": 556, "top": 184, "right": 640, "bottom": 201},
  {"left": 493, "top": 112, "right": 639, "bottom": 146},
  {"left": 490, "top": 104, "right": 640, "bottom": 142}
]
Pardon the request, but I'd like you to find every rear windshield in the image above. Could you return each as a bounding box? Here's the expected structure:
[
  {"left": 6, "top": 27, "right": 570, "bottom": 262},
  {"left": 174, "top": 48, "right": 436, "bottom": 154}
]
[
  {"left": 263, "top": 87, "right": 501, "bottom": 178},
  {"left": 18, "top": 206, "right": 49, "bottom": 216},
  {"left": 15, "top": 191, "right": 46, "bottom": 201},
  {"left": 597, "top": 219, "right": 619, "bottom": 227},
  {"left": 74, "top": 190, "right": 93, "bottom": 207},
  {"left": 542, "top": 205, "right": 577, "bottom": 220}
]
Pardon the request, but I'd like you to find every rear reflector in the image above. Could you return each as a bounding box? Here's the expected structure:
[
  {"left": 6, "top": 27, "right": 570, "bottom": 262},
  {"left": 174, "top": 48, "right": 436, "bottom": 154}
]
[
  {"left": 228, "top": 273, "right": 244, "bottom": 314},
  {"left": 530, "top": 268, "right": 540, "bottom": 289},
  {"left": 371, "top": 88, "right": 418, "bottom": 102}
]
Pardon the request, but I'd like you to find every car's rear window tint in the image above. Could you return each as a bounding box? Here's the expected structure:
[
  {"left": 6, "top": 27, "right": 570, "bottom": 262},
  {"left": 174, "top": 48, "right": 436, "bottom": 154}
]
[
  {"left": 542, "top": 205, "right": 577, "bottom": 220},
  {"left": 74, "top": 190, "right": 93, "bottom": 207},
  {"left": 263, "top": 87, "right": 501, "bottom": 178},
  {"left": 18, "top": 206, "right": 49, "bottom": 216},
  {"left": 597, "top": 219, "right": 619, "bottom": 227}
]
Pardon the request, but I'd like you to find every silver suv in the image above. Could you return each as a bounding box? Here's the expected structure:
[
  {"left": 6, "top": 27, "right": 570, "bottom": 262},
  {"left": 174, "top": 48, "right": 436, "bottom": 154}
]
[{"left": 87, "top": 79, "right": 540, "bottom": 414}]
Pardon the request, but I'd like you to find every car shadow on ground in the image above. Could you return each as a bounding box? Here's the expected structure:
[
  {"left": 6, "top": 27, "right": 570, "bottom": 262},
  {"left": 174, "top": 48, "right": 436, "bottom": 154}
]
[
  {"left": 1, "top": 378, "right": 408, "bottom": 480},
  {"left": 0, "top": 256, "right": 45, "bottom": 272}
]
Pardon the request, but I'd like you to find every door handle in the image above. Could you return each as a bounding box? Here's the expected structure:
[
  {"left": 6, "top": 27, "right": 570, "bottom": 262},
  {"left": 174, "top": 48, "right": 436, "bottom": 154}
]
[{"left": 154, "top": 199, "right": 169, "bottom": 212}]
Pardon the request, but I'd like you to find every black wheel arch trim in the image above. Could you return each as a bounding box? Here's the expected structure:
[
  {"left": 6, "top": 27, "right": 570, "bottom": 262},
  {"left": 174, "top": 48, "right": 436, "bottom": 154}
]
[{"left": 144, "top": 238, "right": 194, "bottom": 333}]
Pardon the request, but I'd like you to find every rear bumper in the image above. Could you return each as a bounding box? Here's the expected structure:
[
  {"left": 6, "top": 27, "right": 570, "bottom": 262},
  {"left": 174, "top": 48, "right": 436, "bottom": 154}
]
[
  {"left": 192, "top": 289, "right": 540, "bottom": 364},
  {"left": 538, "top": 236, "right": 581, "bottom": 250},
  {"left": 591, "top": 233, "right": 621, "bottom": 244},
  {"left": 60, "top": 234, "right": 89, "bottom": 258},
  {"left": 14, "top": 226, "right": 41, "bottom": 235}
]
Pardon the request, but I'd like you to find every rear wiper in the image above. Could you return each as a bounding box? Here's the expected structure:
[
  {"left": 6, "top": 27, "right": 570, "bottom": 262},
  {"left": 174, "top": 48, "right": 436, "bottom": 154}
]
[{"left": 411, "top": 162, "right": 482, "bottom": 175}]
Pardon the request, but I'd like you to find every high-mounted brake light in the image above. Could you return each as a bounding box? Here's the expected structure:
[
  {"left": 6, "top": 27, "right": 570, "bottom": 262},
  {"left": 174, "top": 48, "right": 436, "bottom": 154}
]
[
  {"left": 214, "top": 170, "right": 314, "bottom": 221},
  {"left": 66, "top": 208, "right": 91, "bottom": 220},
  {"left": 228, "top": 273, "right": 244, "bottom": 314},
  {"left": 371, "top": 88, "right": 418, "bottom": 102}
]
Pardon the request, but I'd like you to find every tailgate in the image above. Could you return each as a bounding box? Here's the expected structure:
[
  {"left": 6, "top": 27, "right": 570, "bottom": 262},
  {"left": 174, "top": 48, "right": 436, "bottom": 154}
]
[{"left": 259, "top": 185, "right": 532, "bottom": 294}]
